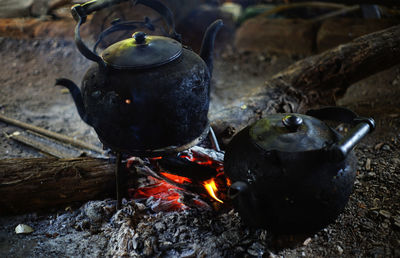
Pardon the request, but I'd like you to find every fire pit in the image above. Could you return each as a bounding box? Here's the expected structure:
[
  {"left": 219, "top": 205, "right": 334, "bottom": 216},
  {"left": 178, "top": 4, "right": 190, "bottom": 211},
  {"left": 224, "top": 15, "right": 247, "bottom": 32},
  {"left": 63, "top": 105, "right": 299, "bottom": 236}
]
[{"left": 1, "top": 0, "right": 400, "bottom": 257}]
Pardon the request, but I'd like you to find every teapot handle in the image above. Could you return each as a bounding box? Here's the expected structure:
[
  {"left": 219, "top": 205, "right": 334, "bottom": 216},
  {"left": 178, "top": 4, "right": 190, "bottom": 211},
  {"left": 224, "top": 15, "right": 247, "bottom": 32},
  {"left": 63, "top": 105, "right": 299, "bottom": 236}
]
[
  {"left": 71, "top": 0, "right": 179, "bottom": 64},
  {"left": 306, "top": 107, "right": 375, "bottom": 162}
]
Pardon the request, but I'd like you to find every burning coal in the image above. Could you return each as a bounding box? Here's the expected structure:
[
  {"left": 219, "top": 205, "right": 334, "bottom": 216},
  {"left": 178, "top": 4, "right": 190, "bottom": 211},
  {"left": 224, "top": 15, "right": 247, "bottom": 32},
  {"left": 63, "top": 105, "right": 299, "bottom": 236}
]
[{"left": 127, "top": 146, "right": 229, "bottom": 212}]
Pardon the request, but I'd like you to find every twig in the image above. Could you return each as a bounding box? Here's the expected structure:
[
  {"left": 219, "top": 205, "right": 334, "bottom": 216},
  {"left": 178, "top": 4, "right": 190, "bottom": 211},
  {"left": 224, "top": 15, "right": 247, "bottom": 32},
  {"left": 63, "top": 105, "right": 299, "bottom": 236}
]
[
  {"left": 0, "top": 113, "right": 105, "bottom": 155},
  {"left": 5, "top": 131, "right": 78, "bottom": 158}
]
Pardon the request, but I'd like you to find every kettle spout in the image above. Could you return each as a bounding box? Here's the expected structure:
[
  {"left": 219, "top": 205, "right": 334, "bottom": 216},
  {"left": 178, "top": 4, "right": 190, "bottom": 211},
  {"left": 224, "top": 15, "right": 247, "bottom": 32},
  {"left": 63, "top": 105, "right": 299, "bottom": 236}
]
[
  {"left": 200, "top": 19, "right": 223, "bottom": 77},
  {"left": 228, "top": 181, "right": 248, "bottom": 199},
  {"left": 55, "top": 78, "right": 92, "bottom": 126}
]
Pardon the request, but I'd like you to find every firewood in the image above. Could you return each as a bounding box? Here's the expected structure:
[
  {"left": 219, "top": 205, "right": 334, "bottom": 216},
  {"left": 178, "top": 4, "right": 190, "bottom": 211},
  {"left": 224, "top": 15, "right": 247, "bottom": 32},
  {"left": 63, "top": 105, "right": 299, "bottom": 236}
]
[
  {"left": 289, "top": 0, "right": 399, "bottom": 7},
  {"left": 0, "top": 157, "right": 132, "bottom": 214},
  {"left": 211, "top": 25, "right": 400, "bottom": 145},
  {"left": 0, "top": 113, "right": 105, "bottom": 154}
]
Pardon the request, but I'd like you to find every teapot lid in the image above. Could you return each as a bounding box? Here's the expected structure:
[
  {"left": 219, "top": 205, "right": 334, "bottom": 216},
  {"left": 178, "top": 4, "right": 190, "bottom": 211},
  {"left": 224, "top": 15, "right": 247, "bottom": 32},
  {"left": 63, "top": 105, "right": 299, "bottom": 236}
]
[
  {"left": 249, "top": 113, "right": 337, "bottom": 153},
  {"left": 101, "top": 31, "right": 182, "bottom": 69}
]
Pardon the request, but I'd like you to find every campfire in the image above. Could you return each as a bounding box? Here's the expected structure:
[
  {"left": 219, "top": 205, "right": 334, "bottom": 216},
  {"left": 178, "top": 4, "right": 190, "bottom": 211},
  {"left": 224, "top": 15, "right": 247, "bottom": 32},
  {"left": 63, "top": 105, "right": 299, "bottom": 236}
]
[
  {"left": 126, "top": 146, "right": 230, "bottom": 212},
  {"left": 1, "top": 0, "right": 400, "bottom": 256}
]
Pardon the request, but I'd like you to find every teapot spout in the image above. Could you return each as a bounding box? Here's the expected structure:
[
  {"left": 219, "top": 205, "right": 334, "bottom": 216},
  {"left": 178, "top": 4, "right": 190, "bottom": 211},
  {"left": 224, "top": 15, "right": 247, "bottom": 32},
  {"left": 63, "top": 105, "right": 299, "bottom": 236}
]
[
  {"left": 200, "top": 19, "right": 223, "bottom": 77},
  {"left": 55, "top": 78, "right": 92, "bottom": 126},
  {"left": 228, "top": 181, "right": 248, "bottom": 199}
]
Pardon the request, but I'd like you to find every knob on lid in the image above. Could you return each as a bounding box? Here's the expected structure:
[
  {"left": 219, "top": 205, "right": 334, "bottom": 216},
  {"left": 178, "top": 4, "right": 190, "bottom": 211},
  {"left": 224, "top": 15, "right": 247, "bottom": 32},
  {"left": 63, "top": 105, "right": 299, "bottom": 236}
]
[
  {"left": 282, "top": 115, "right": 303, "bottom": 132},
  {"left": 249, "top": 113, "right": 335, "bottom": 152},
  {"left": 101, "top": 32, "right": 182, "bottom": 69}
]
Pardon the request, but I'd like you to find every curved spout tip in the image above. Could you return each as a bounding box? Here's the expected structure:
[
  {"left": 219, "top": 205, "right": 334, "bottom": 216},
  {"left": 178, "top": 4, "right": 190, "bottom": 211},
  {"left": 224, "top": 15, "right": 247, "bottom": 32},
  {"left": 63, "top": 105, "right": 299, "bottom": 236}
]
[
  {"left": 228, "top": 181, "right": 248, "bottom": 199},
  {"left": 55, "top": 78, "right": 91, "bottom": 126},
  {"left": 200, "top": 19, "right": 224, "bottom": 77}
]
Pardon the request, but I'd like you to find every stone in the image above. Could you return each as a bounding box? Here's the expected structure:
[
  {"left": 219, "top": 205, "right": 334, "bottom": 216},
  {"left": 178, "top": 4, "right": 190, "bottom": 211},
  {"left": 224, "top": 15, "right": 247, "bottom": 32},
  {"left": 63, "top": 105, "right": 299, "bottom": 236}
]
[
  {"left": 15, "top": 223, "right": 34, "bottom": 234},
  {"left": 235, "top": 18, "right": 316, "bottom": 55},
  {"left": 375, "top": 142, "right": 384, "bottom": 150},
  {"left": 366, "top": 158, "right": 371, "bottom": 171},
  {"left": 392, "top": 158, "right": 400, "bottom": 166},
  {"left": 337, "top": 245, "right": 344, "bottom": 255},
  {"left": 303, "top": 237, "right": 312, "bottom": 246},
  {"left": 379, "top": 210, "right": 391, "bottom": 219},
  {"left": 247, "top": 242, "right": 265, "bottom": 257},
  {"left": 0, "top": 0, "right": 33, "bottom": 18}
]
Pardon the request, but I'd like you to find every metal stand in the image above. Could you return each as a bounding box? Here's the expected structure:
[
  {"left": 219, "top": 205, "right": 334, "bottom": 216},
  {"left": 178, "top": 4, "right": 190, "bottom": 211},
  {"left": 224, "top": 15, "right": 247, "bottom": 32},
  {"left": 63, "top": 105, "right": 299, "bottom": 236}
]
[
  {"left": 209, "top": 126, "right": 221, "bottom": 152},
  {"left": 115, "top": 152, "right": 122, "bottom": 209}
]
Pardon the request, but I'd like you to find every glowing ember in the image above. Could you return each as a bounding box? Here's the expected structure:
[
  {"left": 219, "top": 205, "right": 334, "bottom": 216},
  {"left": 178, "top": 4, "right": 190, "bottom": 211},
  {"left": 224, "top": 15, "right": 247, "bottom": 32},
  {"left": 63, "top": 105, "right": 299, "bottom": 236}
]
[
  {"left": 131, "top": 177, "right": 184, "bottom": 211},
  {"left": 203, "top": 178, "right": 223, "bottom": 203},
  {"left": 128, "top": 147, "right": 228, "bottom": 211},
  {"left": 160, "top": 172, "right": 192, "bottom": 184}
]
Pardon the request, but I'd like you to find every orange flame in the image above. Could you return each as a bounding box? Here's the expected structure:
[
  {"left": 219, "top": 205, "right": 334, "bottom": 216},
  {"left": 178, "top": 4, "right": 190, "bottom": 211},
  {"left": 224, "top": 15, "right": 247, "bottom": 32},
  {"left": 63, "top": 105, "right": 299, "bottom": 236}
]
[{"left": 203, "top": 178, "right": 223, "bottom": 203}]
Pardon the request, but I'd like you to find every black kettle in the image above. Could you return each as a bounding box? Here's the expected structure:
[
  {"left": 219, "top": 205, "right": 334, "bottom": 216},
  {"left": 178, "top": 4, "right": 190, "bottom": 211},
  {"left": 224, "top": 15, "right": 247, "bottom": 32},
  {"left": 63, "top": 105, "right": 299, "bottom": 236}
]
[
  {"left": 224, "top": 107, "right": 375, "bottom": 234},
  {"left": 56, "top": 0, "right": 223, "bottom": 157}
]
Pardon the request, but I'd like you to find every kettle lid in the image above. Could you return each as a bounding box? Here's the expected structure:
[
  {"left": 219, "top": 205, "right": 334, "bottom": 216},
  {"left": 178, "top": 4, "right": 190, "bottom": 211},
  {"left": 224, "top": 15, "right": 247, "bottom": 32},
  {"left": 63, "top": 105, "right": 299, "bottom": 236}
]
[
  {"left": 101, "top": 31, "right": 182, "bottom": 69},
  {"left": 249, "top": 113, "right": 337, "bottom": 153}
]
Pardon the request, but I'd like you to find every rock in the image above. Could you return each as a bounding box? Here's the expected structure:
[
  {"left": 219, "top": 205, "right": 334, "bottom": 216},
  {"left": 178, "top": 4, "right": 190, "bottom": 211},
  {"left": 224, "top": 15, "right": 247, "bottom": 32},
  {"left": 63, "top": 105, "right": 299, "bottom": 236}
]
[
  {"left": 235, "top": 18, "right": 316, "bottom": 55},
  {"left": 0, "top": 0, "right": 33, "bottom": 18},
  {"left": 15, "top": 223, "right": 34, "bottom": 234},
  {"left": 247, "top": 242, "right": 265, "bottom": 257},
  {"left": 365, "top": 158, "right": 371, "bottom": 171},
  {"left": 30, "top": 0, "right": 49, "bottom": 17},
  {"left": 337, "top": 245, "right": 344, "bottom": 255},
  {"left": 379, "top": 210, "right": 391, "bottom": 219},
  {"left": 303, "top": 237, "right": 312, "bottom": 246},
  {"left": 317, "top": 18, "right": 399, "bottom": 52},
  {"left": 382, "top": 145, "right": 391, "bottom": 151},
  {"left": 374, "top": 142, "right": 384, "bottom": 150}
]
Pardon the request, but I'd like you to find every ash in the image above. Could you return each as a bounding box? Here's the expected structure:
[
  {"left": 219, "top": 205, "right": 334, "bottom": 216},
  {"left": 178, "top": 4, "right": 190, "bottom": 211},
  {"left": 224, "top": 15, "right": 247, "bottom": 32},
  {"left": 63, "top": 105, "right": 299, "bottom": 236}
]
[
  {"left": 0, "top": 198, "right": 270, "bottom": 257},
  {"left": 104, "top": 201, "right": 262, "bottom": 257}
]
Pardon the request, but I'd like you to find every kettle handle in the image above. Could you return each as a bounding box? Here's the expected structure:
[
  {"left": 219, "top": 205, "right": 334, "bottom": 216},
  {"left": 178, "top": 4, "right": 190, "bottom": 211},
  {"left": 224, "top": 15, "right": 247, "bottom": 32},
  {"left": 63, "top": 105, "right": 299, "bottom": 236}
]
[
  {"left": 306, "top": 107, "right": 375, "bottom": 161},
  {"left": 70, "top": 0, "right": 179, "bottom": 64}
]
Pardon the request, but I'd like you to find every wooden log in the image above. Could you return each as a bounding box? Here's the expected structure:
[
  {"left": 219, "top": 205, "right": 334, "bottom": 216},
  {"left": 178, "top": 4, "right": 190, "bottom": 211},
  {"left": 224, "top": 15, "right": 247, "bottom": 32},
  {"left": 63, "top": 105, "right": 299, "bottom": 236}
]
[
  {"left": 211, "top": 24, "right": 400, "bottom": 145},
  {"left": 317, "top": 18, "right": 399, "bottom": 52},
  {"left": 289, "top": 0, "right": 400, "bottom": 7},
  {"left": 0, "top": 157, "right": 132, "bottom": 214}
]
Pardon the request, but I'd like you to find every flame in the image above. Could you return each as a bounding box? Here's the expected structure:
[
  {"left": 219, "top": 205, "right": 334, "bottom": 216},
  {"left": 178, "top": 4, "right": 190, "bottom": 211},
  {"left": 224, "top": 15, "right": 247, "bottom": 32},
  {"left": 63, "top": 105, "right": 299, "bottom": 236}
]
[
  {"left": 180, "top": 151, "right": 226, "bottom": 203},
  {"left": 203, "top": 178, "right": 223, "bottom": 203},
  {"left": 160, "top": 172, "right": 192, "bottom": 184},
  {"left": 129, "top": 149, "right": 229, "bottom": 210}
]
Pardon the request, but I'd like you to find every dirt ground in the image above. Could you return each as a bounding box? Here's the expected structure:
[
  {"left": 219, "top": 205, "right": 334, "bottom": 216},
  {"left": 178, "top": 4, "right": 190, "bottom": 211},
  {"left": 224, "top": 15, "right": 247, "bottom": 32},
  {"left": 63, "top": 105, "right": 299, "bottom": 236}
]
[{"left": 0, "top": 31, "right": 399, "bottom": 257}]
